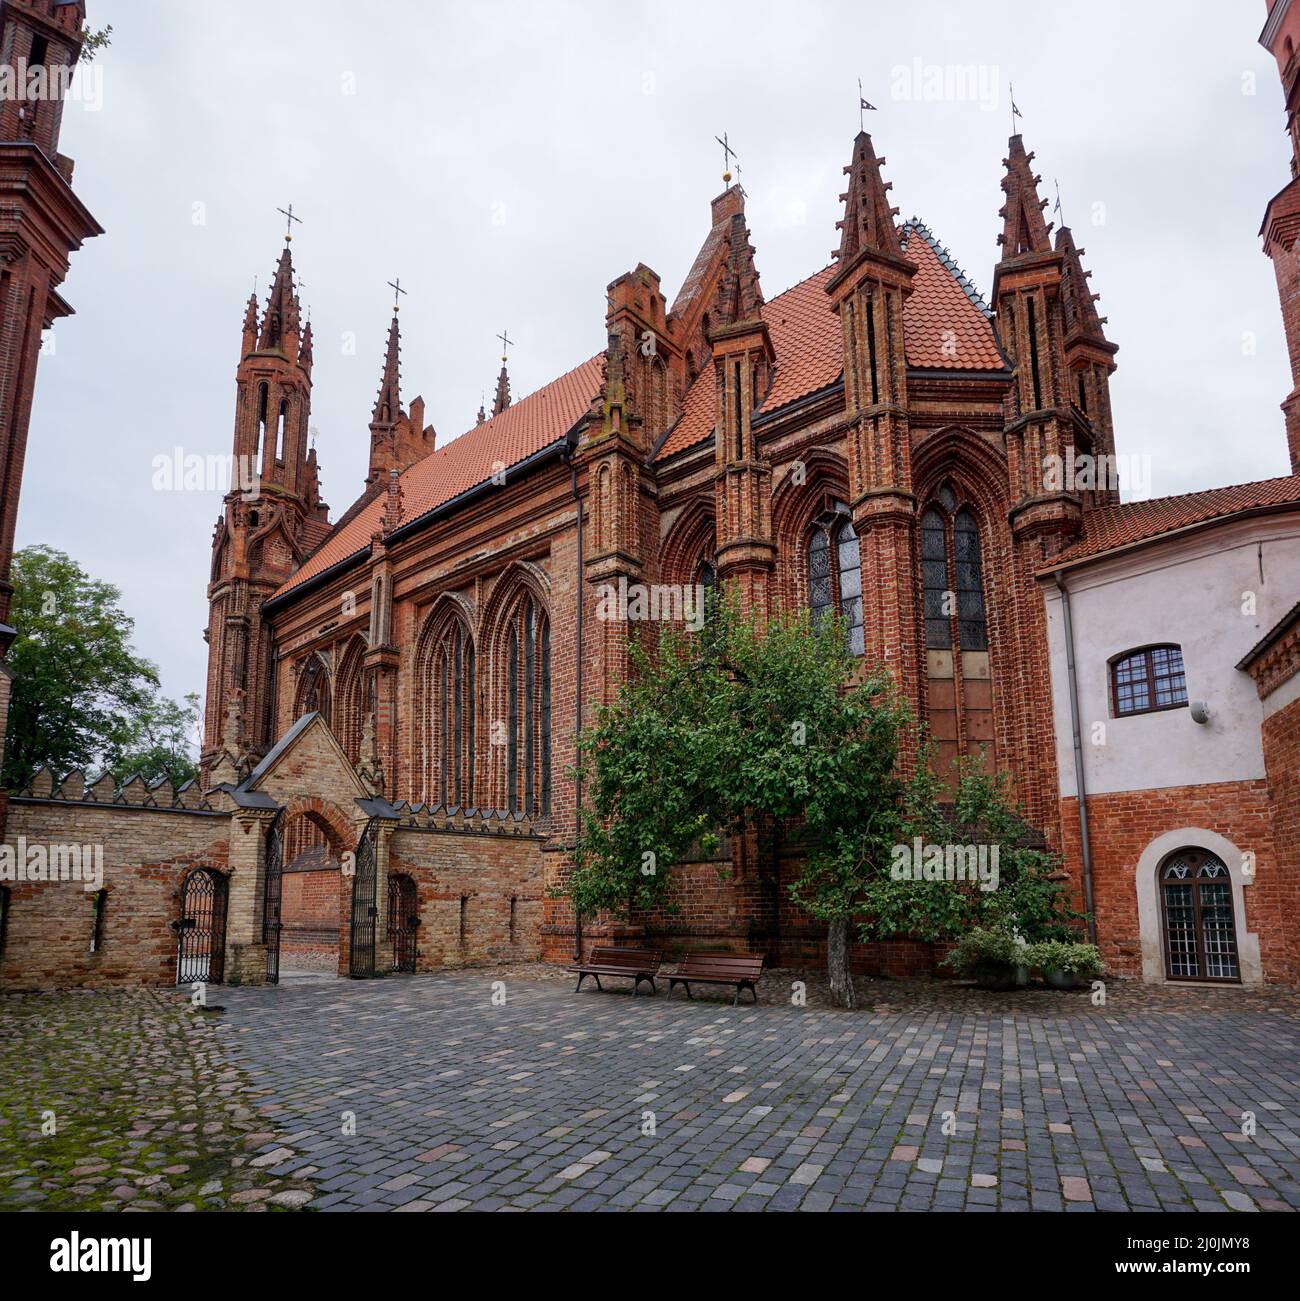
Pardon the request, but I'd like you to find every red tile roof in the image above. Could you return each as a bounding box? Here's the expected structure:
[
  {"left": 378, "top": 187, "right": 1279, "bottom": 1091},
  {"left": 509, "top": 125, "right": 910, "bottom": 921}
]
[
  {"left": 657, "top": 222, "right": 1005, "bottom": 460},
  {"left": 1046, "top": 475, "right": 1300, "bottom": 570},
  {"left": 272, "top": 354, "right": 603, "bottom": 600},
  {"left": 272, "top": 221, "right": 1006, "bottom": 602}
]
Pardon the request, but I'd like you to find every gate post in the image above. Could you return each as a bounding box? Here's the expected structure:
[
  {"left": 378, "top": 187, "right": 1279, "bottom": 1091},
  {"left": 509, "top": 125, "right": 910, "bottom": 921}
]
[
  {"left": 374, "top": 819, "right": 397, "bottom": 972},
  {"left": 223, "top": 807, "right": 277, "bottom": 985}
]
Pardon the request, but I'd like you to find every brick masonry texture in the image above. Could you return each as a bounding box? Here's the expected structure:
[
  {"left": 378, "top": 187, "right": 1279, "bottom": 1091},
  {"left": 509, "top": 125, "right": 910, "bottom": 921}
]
[{"left": 0, "top": 799, "right": 229, "bottom": 988}]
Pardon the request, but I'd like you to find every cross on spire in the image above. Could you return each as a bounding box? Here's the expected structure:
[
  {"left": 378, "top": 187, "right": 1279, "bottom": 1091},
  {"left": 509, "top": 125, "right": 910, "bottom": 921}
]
[
  {"left": 497, "top": 328, "right": 513, "bottom": 363},
  {"left": 388, "top": 276, "right": 407, "bottom": 313},
  {"left": 277, "top": 203, "right": 302, "bottom": 243},
  {"left": 714, "top": 132, "right": 737, "bottom": 184}
]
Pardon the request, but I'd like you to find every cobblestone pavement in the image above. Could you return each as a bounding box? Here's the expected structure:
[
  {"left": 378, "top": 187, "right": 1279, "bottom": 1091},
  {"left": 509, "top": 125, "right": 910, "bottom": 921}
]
[
  {"left": 0, "top": 989, "right": 316, "bottom": 1211},
  {"left": 212, "top": 968, "right": 1300, "bottom": 1213}
]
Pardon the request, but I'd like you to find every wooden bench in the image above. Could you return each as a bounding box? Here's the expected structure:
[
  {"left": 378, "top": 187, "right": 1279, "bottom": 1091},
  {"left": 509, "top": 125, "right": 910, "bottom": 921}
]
[
  {"left": 667, "top": 952, "right": 765, "bottom": 1006},
  {"left": 568, "top": 946, "right": 663, "bottom": 996}
]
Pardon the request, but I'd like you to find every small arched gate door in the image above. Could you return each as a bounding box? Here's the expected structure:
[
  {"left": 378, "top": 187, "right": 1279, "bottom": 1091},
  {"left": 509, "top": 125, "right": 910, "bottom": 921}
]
[
  {"left": 175, "top": 868, "right": 229, "bottom": 984},
  {"left": 387, "top": 874, "right": 419, "bottom": 973}
]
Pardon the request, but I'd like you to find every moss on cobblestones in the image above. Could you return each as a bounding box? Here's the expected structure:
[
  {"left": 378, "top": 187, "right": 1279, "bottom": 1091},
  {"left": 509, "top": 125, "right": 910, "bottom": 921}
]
[{"left": 0, "top": 989, "right": 316, "bottom": 1211}]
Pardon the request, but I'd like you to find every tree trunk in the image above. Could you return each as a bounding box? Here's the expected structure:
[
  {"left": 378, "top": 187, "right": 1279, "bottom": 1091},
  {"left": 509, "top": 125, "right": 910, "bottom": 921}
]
[{"left": 827, "top": 916, "right": 856, "bottom": 1009}]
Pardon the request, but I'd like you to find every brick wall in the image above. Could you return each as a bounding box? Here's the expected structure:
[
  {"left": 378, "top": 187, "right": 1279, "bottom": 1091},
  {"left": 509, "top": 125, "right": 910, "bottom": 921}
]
[
  {"left": 386, "top": 824, "right": 544, "bottom": 971},
  {"left": 1059, "top": 780, "right": 1292, "bottom": 983},
  {"left": 0, "top": 798, "right": 230, "bottom": 989},
  {"left": 1262, "top": 695, "right": 1300, "bottom": 977},
  {"left": 281, "top": 863, "right": 340, "bottom": 959}
]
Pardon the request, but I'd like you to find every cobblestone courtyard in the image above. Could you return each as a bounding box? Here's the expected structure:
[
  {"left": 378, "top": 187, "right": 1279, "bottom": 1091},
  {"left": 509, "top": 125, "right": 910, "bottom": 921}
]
[
  {"left": 208, "top": 969, "right": 1300, "bottom": 1213},
  {"left": 3, "top": 971, "right": 1298, "bottom": 1213}
]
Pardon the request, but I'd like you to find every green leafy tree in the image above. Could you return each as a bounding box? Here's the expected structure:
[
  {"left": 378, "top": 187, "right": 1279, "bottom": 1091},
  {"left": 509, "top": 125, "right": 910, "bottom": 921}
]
[
  {"left": 858, "top": 754, "right": 1086, "bottom": 946},
  {"left": 107, "top": 690, "right": 201, "bottom": 788},
  {"left": 3, "top": 546, "right": 197, "bottom": 789},
  {"left": 569, "top": 597, "right": 917, "bottom": 1007},
  {"left": 79, "top": 24, "right": 112, "bottom": 63}
]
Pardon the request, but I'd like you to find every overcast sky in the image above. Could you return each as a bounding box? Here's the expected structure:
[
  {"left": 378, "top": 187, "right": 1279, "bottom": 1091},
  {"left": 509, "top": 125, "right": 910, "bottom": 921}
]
[{"left": 18, "top": 0, "right": 1293, "bottom": 709}]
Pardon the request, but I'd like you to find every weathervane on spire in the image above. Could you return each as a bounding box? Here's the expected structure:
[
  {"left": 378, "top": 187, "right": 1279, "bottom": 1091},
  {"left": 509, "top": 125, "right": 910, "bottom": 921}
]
[
  {"left": 276, "top": 203, "right": 302, "bottom": 243},
  {"left": 714, "top": 132, "right": 737, "bottom": 185},
  {"left": 1053, "top": 178, "right": 1063, "bottom": 223},
  {"left": 497, "top": 328, "right": 513, "bottom": 363},
  {"left": 858, "top": 78, "right": 876, "bottom": 131},
  {"left": 388, "top": 276, "right": 407, "bottom": 314},
  {"left": 1009, "top": 82, "right": 1023, "bottom": 136}
]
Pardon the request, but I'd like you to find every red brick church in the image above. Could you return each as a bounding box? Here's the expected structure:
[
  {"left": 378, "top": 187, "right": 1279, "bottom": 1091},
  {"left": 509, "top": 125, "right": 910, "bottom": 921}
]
[
  {"left": 3, "top": 2, "right": 1297, "bottom": 992},
  {"left": 192, "top": 72, "right": 1299, "bottom": 984}
]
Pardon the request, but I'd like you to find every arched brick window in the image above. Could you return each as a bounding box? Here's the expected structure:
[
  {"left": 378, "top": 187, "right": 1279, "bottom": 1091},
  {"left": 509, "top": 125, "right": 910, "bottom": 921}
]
[
  {"left": 919, "top": 483, "right": 993, "bottom": 779},
  {"left": 805, "top": 504, "right": 863, "bottom": 654},
  {"left": 296, "top": 653, "right": 331, "bottom": 723},
  {"left": 503, "top": 595, "right": 550, "bottom": 817},
  {"left": 417, "top": 610, "right": 476, "bottom": 809}
]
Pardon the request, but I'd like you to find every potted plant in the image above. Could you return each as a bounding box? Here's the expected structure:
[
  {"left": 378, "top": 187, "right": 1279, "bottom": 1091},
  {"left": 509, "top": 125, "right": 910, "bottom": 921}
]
[
  {"left": 1024, "top": 939, "right": 1104, "bottom": 990},
  {"left": 941, "top": 927, "right": 1022, "bottom": 990}
]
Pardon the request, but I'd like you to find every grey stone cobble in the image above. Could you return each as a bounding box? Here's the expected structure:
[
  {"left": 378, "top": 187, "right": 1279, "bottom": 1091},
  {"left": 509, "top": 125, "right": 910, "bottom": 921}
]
[{"left": 193, "top": 971, "right": 1300, "bottom": 1211}]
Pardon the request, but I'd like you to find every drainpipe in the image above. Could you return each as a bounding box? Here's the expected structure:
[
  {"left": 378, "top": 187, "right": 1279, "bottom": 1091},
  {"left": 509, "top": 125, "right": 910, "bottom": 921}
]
[
  {"left": 1054, "top": 571, "right": 1097, "bottom": 945},
  {"left": 571, "top": 460, "right": 584, "bottom": 961}
]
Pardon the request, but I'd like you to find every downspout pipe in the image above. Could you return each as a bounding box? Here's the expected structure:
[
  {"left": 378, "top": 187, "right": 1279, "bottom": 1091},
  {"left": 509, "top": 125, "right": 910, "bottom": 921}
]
[
  {"left": 1054, "top": 571, "right": 1097, "bottom": 945},
  {"left": 570, "top": 459, "right": 584, "bottom": 962}
]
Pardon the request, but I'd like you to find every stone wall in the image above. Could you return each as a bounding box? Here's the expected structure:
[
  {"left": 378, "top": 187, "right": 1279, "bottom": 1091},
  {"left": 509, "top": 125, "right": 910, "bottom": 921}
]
[
  {"left": 385, "top": 809, "right": 545, "bottom": 971},
  {"left": 0, "top": 782, "right": 229, "bottom": 990}
]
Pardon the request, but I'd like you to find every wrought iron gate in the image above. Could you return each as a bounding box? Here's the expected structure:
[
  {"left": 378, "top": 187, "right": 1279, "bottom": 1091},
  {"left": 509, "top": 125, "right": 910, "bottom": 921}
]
[
  {"left": 263, "top": 808, "right": 285, "bottom": 985},
  {"left": 175, "top": 869, "right": 228, "bottom": 984},
  {"left": 387, "top": 874, "right": 418, "bottom": 973},
  {"left": 349, "top": 818, "right": 380, "bottom": 978}
]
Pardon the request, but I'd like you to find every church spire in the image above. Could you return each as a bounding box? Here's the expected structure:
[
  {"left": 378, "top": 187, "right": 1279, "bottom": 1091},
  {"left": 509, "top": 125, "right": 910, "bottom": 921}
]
[
  {"left": 492, "top": 362, "right": 511, "bottom": 416},
  {"left": 241, "top": 290, "right": 259, "bottom": 355},
  {"left": 998, "top": 134, "right": 1053, "bottom": 260},
  {"left": 833, "top": 131, "right": 902, "bottom": 265},
  {"left": 258, "top": 244, "right": 301, "bottom": 352},
  {"left": 372, "top": 312, "right": 401, "bottom": 424}
]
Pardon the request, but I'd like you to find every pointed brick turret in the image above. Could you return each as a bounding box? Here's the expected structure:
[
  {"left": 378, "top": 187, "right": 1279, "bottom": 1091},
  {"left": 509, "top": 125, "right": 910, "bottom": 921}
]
[
  {"left": 834, "top": 131, "right": 902, "bottom": 265},
  {"left": 241, "top": 292, "right": 259, "bottom": 355},
  {"left": 372, "top": 313, "right": 401, "bottom": 424},
  {"left": 202, "top": 235, "right": 320, "bottom": 782},
  {"left": 492, "top": 361, "right": 511, "bottom": 416},
  {"left": 998, "top": 135, "right": 1053, "bottom": 260},
  {"left": 825, "top": 129, "right": 918, "bottom": 689},
  {"left": 258, "top": 245, "right": 300, "bottom": 353},
  {"left": 298, "top": 319, "right": 314, "bottom": 374},
  {"left": 1057, "top": 224, "right": 1119, "bottom": 504},
  {"left": 1056, "top": 226, "right": 1109, "bottom": 343},
  {"left": 363, "top": 308, "right": 434, "bottom": 496}
]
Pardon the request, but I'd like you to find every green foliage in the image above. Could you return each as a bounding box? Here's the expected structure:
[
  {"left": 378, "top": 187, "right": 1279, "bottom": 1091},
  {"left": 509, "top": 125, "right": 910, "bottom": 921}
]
[
  {"left": 858, "top": 753, "right": 1086, "bottom": 945},
  {"left": 79, "top": 24, "right": 112, "bottom": 63},
  {"left": 567, "top": 596, "right": 915, "bottom": 934},
  {"left": 939, "top": 926, "right": 1021, "bottom": 977},
  {"left": 3, "top": 546, "right": 198, "bottom": 790},
  {"left": 106, "top": 691, "right": 201, "bottom": 789},
  {"left": 1024, "top": 939, "right": 1104, "bottom": 977}
]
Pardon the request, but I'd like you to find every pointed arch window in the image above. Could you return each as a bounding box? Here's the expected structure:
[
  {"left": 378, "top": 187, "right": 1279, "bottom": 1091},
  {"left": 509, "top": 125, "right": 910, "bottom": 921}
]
[
  {"left": 922, "top": 487, "right": 987, "bottom": 652},
  {"left": 425, "top": 620, "right": 475, "bottom": 809},
  {"left": 806, "top": 504, "right": 863, "bottom": 654},
  {"left": 298, "top": 655, "right": 331, "bottom": 724},
  {"left": 503, "top": 595, "right": 551, "bottom": 817}
]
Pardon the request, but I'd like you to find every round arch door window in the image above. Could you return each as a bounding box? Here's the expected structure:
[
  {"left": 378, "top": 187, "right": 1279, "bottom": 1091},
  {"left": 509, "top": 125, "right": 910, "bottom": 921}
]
[{"left": 1160, "top": 849, "right": 1240, "bottom": 982}]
